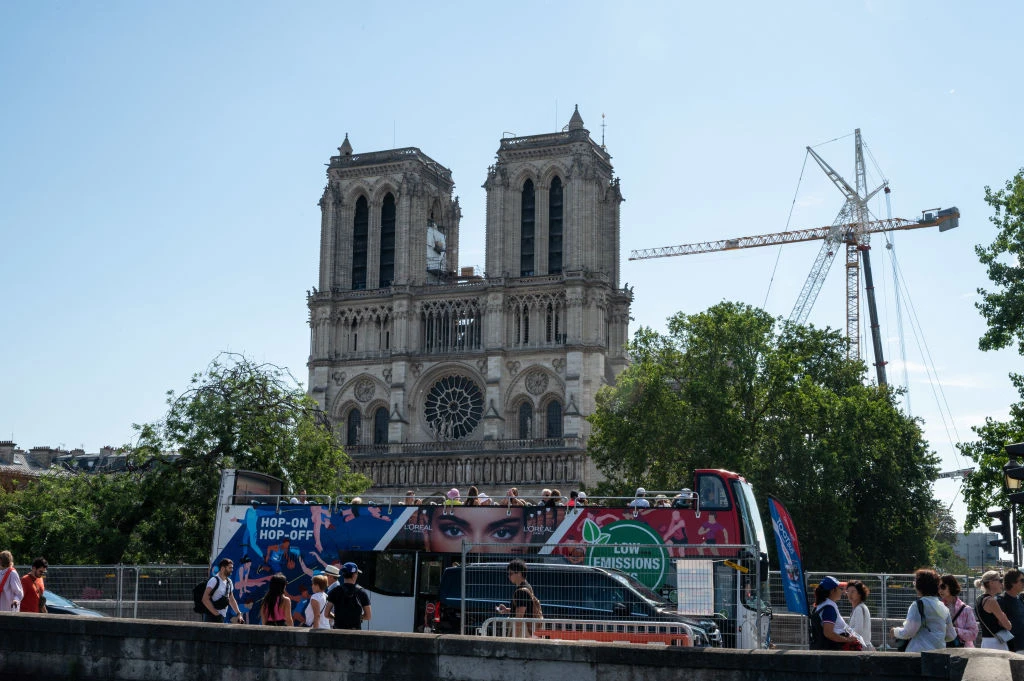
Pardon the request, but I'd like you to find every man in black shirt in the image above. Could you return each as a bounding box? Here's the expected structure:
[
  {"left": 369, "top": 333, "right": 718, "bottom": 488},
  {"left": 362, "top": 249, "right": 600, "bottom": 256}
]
[
  {"left": 496, "top": 559, "right": 538, "bottom": 636},
  {"left": 325, "top": 562, "right": 371, "bottom": 630}
]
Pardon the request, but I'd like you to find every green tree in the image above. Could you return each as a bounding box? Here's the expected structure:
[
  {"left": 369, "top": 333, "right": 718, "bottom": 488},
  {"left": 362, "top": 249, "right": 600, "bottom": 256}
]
[
  {"left": 0, "top": 353, "right": 370, "bottom": 564},
  {"left": 975, "top": 168, "right": 1024, "bottom": 354},
  {"left": 960, "top": 169, "right": 1024, "bottom": 532},
  {"left": 588, "top": 302, "right": 940, "bottom": 571}
]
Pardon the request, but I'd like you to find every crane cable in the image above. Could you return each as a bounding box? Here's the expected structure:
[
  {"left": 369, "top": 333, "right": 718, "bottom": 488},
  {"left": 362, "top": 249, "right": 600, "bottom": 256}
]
[{"left": 763, "top": 151, "right": 810, "bottom": 309}]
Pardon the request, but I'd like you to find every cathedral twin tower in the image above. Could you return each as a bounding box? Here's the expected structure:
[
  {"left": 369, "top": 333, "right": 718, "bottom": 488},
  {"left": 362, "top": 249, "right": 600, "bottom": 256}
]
[{"left": 307, "top": 107, "right": 632, "bottom": 495}]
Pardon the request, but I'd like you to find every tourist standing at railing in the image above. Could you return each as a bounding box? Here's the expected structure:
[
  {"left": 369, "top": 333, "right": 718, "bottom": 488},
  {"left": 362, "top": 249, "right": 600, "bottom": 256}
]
[
  {"left": 0, "top": 550, "right": 23, "bottom": 611},
  {"left": 892, "top": 569, "right": 956, "bottom": 652},
  {"left": 844, "top": 580, "right": 874, "bottom": 650},
  {"left": 628, "top": 487, "right": 650, "bottom": 508},
  {"left": 260, "top": 573, "right": 293, "bottom": 626},
  {"left": 998, "top": 568, "right": 1024, "bottom": 652},
  {"left": 939, "top": 574, "right": 977, "bottom": 647},
  {"left": 19, "top": 557, "right": 47, "bottom": 613},
  {"left": 975, "top": 571, "right": 1013, "bottom": 650}
]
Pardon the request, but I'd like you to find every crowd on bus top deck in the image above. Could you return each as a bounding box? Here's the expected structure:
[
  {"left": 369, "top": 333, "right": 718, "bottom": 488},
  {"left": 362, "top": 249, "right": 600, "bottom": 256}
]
[{"left": 350, "top": 486, "right": 699, "bottom": 509}]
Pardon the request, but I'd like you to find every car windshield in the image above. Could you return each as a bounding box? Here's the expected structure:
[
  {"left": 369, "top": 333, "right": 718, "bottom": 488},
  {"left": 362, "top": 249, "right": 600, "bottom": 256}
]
[
  {"left": 607, "top": 570, "right": 667, "bottom": 606},
  {"left": 42, "top": 591, "right": 77, "bottom": 608}
]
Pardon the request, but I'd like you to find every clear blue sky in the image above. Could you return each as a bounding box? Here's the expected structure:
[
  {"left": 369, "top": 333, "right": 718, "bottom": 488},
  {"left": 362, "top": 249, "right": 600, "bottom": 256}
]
[{"left": 2, "top": 1, "right": 1021, "bottom": 530}]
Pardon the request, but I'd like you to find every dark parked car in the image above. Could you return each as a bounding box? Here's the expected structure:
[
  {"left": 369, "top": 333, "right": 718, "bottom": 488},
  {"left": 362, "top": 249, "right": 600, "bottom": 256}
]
[
  {"left": 434, "top": 562, "right": 721, "bottom": 646},
  {"left": 43, "top": 590, "right": 106, "bottom": 617}
]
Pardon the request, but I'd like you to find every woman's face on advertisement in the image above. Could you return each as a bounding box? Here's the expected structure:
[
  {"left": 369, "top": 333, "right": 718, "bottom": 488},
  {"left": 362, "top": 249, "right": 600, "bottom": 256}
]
[{"left": 428, "top": 507, "right": 529, "bottom": 553}]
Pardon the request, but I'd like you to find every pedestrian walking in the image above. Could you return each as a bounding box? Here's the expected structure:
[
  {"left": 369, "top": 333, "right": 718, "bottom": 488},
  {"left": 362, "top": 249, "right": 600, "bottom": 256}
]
[
  {"left": 892, "top": 569, "right": 956, "bottom": 652},
  {"left": 495, "top": 558, "right": 542, "bottom": 637},
  {"left": 325, "top": 562, "right": 371, "bottom": 630},
  {"left": 19, "top": 557, "right": 47, "bottom": 613},
  {"left": 939, "top": 574, "right": 977, "bottom": 647},
  {"left": 975, "top": 571, "right": 1013, "bottom": 650},
  {"left": 0, "top": 550, "right": 23, "bottom": 612},
  {"left": 202, "top": 558, "right": 243, "bottom": 623}
]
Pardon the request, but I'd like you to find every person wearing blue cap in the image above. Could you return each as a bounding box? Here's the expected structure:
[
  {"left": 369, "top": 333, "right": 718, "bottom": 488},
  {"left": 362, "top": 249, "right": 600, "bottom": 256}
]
[
  {"left": 325, "top": 562, "right": 371, "bottom": 630},
  {"left": 810, "top": 576, "right": 863, "bottom": 650}
]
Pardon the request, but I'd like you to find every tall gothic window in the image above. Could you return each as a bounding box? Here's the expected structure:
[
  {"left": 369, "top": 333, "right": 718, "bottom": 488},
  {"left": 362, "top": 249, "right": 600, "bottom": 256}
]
[
  {"left": 548, "top": 176, "right": 563, "bottom": 274},
  {"left": 346, "top": 409, "right": 362, "bottom": 446},
  {"left": 546, "top": 401, "right": 563, "bottom": 438},
  {"left": 520, "top": 179, "right": 535, "bottom": 277},
  {"left": 352, "top": 196, "right": 369, "bottom": 290},
  {"left": 373, "top": 406, "right": 389, "bottom": 444},
  {"left": 518, "top": 402, "right": 533, "bottom": 440},
  {"left": 379, "top": 193, "right": 396, "bottom": 287}
]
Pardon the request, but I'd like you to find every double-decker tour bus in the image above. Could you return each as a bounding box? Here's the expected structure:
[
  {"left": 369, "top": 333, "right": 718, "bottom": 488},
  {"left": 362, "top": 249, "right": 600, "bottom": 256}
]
[{"left": 209, "top": 468, "right": 770, "bottom": 647}]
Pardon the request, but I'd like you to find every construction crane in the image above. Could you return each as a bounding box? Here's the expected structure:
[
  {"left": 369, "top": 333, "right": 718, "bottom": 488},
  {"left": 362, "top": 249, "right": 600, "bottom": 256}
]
[
  {"left": 629, "top": 129, "right": 959, "bottom": 388},
  {"left": 936, "top": 468, "right": 975, "bottom": 480}
]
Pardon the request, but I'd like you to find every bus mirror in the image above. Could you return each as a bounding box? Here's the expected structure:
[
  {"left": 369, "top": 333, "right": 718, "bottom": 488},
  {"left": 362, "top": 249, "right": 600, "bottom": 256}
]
[{"left": 759, "top": 553, "right": 769, "bottom": 583}]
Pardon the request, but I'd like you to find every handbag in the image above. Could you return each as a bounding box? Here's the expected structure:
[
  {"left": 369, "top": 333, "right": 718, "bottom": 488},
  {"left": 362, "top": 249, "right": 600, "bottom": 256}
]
[{"left": 946, "top": 603, "right": 966, "bottom": 648}]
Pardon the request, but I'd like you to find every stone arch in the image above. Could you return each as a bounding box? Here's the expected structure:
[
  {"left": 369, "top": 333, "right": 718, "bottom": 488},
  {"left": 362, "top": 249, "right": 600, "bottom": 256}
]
[
  {"left": 338, "top": 373, "right": 390, "bottom": 408},
  {"left": 511, "top": 166, "right": 540, "bottom": 192},
  {"left": 539, "top": 163, "right": 568, "bottom": 190},
  {"left": 371, "top": 182, "right": 401, "bottom": 205},
  {"left": 343, "top": 182, "right": 373, "bottom": 207},
  {"left": 503, "top": 365, "right": 564, "bottom": 407}
]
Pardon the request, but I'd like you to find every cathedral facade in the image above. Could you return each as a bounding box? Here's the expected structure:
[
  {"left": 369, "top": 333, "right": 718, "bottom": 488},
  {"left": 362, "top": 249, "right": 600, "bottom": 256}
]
[{"left": 307, "top": 107, "right": 631, "bottom": 496}]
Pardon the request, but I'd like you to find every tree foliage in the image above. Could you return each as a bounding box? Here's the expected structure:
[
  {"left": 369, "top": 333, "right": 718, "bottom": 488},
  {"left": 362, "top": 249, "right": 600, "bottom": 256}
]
[
  {"left": 0, "top": 353, "right": 369, "bottom": 564},
  {"left": 975, "top": 168, "right": 1024, "bottom": 354},
  {"left": 587, "top": 302, "right": 940, "bottom": 572},
  {"left": 959, "top": 374, "right": 1024, "bottom": 531},
  {"left": 960, "top": 169, "right": 1024, "bottom": 533}
]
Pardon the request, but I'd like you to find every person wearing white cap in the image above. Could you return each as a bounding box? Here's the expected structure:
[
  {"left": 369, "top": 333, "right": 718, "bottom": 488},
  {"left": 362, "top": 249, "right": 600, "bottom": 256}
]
[{"left": 628, "top": 487, "right": 650, "bottom": 508}]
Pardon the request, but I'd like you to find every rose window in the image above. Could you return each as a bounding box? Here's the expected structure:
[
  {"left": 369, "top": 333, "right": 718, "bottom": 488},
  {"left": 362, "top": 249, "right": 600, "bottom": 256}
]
[{"left": 424, "top": 375, "right": 483, "bottom": 440}]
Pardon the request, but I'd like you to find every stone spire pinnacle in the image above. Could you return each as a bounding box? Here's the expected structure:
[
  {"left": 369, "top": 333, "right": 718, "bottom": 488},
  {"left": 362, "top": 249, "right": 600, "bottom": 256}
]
[
  {"left": 568, "top": 105, "right": 585, "bottom": 131},
  {"left": 338, "top": 133, "right": 352, "bottom": 156}
]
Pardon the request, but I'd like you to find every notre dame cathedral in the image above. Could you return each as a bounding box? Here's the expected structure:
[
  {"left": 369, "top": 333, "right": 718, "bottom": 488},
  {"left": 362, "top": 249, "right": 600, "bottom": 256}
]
[{"left": 307, "top": 107, "right": 632, "bottom": 496}]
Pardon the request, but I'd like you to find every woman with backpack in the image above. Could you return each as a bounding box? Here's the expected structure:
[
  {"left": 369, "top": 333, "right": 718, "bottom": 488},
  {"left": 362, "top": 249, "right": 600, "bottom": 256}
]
[
  {"left": 810, "top": 576, "right": 862, "bottom": 650},
  {"left": 892, "top": 569, "right": 957, "bottom": 652}
]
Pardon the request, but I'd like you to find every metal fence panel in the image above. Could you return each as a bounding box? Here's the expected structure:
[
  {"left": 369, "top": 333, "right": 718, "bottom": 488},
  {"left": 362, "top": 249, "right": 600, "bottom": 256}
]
[{"left": 17, "top": 564, "right": 211, "bottom": 622}]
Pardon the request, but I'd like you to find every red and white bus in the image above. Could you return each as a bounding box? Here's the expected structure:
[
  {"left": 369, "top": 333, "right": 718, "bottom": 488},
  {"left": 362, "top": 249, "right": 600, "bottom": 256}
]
[{"left": 209, "top": 468, "right": 770, "bottom": 647}]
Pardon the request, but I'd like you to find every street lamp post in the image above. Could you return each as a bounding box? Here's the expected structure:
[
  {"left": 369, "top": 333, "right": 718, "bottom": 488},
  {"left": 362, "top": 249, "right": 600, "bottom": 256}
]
[{"left": 1003, "top": 442, "right": 1024, "bottom": 566}]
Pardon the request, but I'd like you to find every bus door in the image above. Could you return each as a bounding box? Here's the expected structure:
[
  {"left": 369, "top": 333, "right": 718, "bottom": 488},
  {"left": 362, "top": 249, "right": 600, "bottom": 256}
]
[{"left": 416, "top": 553, "right": 446, "bottom": 632}]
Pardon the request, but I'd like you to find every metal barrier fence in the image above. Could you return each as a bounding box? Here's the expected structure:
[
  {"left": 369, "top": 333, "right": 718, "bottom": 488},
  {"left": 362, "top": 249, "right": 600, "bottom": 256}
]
[
  {"left": 458, "top": 542, "right": 764, "bottom": 648},
  {"left": 767, "top": 571, "right": 978, "bottom": 651},
  {"left": 480, "top": 616, "right": 695, "bottom": 645},
  {"left": 15, "top": 564, "right": 211, "bottom": 621}
]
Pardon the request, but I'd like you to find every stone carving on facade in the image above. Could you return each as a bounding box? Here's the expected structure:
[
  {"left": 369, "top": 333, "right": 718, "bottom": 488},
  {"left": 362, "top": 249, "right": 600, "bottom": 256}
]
[
  {"left": 382, "top": 368, "right": 392, "bottom": 383},
  {"left": 505, "top": 360, "right": 521, "bottom": 377},
  {"left": 525, "top": 370, "right": 549, "bottom": 396},
  {"left": 411, "top": 362, "right": 423, "bottom": 378},
  {"left": 551, "top": 358, "right": 565, "bottom": 374},
  {"left": 475, "top": 358, "right": 487, "bottom": 374},
  {"left": 354, "top": 378, "right": 376, "bottom": 402},
  {"left": 331, "top": 371, "right": 347, "bottom": 386}
]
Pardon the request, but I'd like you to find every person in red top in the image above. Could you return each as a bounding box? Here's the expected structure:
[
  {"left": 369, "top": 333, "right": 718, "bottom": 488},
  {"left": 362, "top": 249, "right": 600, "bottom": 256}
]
[{"left": 20, "top": 557, "right": 48, "bottom": 613}]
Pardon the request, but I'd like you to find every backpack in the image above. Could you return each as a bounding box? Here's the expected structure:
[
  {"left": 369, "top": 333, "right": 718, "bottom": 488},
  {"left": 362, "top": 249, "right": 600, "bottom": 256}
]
[
  {"left": 808, "top": 604, "right": 841, "bottom": 650},
  {"left": 193, "top": 576, "right": 230, "bottom": 614},
  {"left": 334, "top": 583, "right": 366, "bottom": 629}
]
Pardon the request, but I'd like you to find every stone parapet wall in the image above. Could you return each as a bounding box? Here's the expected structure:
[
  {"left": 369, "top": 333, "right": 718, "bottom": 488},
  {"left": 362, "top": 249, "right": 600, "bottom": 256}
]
[{"left": 0, "top": 612, "right": 1017, "bottom": 681}]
